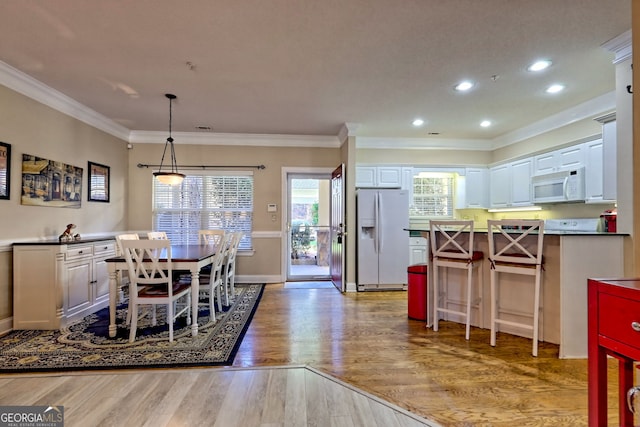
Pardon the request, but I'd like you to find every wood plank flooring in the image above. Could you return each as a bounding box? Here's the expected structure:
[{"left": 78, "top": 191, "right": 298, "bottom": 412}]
[{"left": 0, "top": 283, "right": 623, "bottom": 426}]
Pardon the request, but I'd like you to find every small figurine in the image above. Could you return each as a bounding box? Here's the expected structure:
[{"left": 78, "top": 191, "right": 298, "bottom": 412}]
[{"left": 59, "top": 224, "right": 77, "bottom": 242}]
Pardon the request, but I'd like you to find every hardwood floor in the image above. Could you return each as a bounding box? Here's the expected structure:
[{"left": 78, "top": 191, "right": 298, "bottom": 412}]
[{"left": 0, "top": 283, "right": 622, "bottom": 426}]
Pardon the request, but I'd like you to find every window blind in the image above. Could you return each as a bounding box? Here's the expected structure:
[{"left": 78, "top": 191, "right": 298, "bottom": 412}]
[
  {"left": 153, "top": 173, "right": 253, "bottom": 249},
  {"left": 411, "top": 174, "right": 454, "bottom": 218}
]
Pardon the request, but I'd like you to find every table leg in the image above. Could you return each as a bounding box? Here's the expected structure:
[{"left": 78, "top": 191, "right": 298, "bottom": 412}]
[
  {"left": 190, "top": 268, "right": 200, "bottom": 336},
  {"left": 108, "top": 266, "right": 118, "bottom": 338}
]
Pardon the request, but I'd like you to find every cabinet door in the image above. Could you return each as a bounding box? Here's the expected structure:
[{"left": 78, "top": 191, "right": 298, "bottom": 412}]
[
  {"left": 409, "top": 237, "right": 427, "bottom": 265},
  {"left": 376, "top": 167, "right": 402, "bottom": 187},
  {"left": 355, "top": 167, "right": 376, "bottom": 187},
  {"left": 584, "top": 139, "right": 604, "bottom": 201},
  {"left": 557, "top": 145, "right": 585, "bottom": 170},
  {"left": 65, "top": 258, "right": 92, "bottom": 315},
  {"left": 465, "top": 168, "right": 488, "bottom": 208},
  {"left": 93, "top": 256, "right": 111, "bottom": 302},
  {"left": 533, "top": 152, "right": 557, "bottom": 175},
  {"left": 601, "top": 121, "right": 617, "bottom": 201},
  {"left": 510, "top": 159, "right": 532, "bottom": 206},
  {"left": 489, "top": 165, "right": 510, "bottom": 207}
]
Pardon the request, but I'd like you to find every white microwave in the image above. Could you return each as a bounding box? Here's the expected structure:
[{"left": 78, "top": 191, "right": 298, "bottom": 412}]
[{"left": 531, "top": 167, "right": 585, "bottom": 203}]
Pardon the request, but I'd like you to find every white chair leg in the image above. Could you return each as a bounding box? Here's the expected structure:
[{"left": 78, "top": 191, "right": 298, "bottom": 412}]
[
  {"left": 532, "top": 267, "right": 542, "bottom": 357},
  {"left": 432, "top": 265, "right": 439, "bottom": 331},
  {"left": 168, "top": 302, "right": 174, "bottom": 342},
  {"left": 490, "top": 269, "right": 497, "bottom": 348},
  {"left": 465, "top": 265, "right": 473, "bottom": 340},
  {"left": 216, "top": 286, "right": 223, "bottom": 312},
  {"left": 129, "top": 303, "right": 138, "bottom": 343}
]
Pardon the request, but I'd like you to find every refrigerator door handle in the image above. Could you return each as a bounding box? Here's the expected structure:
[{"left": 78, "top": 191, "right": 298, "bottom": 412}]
[
  {"left": 374, "top": 192, "right": 379, "bottom": 254},
  {"left": 378, "top": 192, "right": 383, "bottom": 253}
]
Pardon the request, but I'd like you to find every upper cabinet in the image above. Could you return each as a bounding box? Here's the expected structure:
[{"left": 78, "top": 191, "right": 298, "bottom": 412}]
[
  {"left": 356, "top": 166, "right": 416, "bottom": 189},
  {"left": 533, "top": 145, "right": 585, "bottom": 175},
  {"left": 489, "top": 158, "right": 533, "bottom": 208},
  {"left": 355, "top": 166, "right": 403, "bottom": 188},
  {"left": 456, "top": 167, "right": 489, "bottom": 209},
  {"left": 587, "top": 114, "right": 617, "bottom": 203}
]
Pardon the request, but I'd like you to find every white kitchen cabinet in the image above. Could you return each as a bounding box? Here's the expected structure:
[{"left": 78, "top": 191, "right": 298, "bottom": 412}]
[
  {"left": 462, "top": 168, "right": 489, "bottom": 208},
  {"left": 533, "top": 144, "right": 584, "bottom": 175},
  {"left": 355, "top": 166, "right": 377, "bottom": 187},
  {"left": 584, "top": 138, "right": 605, "bottom": 202},
  {"left": 355, "top": 166, "right": 402, "bottom": 188},
  {"left": 489, "top": 158, "right": 533, "bottom": 208},
  {"left": 409, "top": 236, "right": 428, "bottom": 265},
  {"left": 13, "top": 239, "right": 116, "bottom": 330}
]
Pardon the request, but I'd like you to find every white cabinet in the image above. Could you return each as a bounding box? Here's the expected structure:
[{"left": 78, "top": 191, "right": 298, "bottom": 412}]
[
  {"left": 409, "top": 237, "right": 428, "bottom": 265},
  {"left": 355, "top": 166, "right": 403, "bottom": 188},
  {"left": 489, "top": 158, "right": 533, "bottom": 208},
  {"left": 462, "top": 168, "right": 489, "bottom": 208},
  {"left": 584, "top": 138, "right": 605, "bottom": 202},
  {"left": 13, "top": 239, "right": 116, "bottom": 330},
  {"left": 533, "top": 145, "right": 584, "bottom": 175}
]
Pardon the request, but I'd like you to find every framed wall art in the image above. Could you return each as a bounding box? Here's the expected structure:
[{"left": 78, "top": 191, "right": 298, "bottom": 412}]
[
  {"left": 21, "top": 154, "right": 82, "bottom": 208},
  {"left": 0, "top": 142, "right": 10, "bottom": 200},
  {"left": 88, "top": 161, "right": 110, "bottom": 202}
]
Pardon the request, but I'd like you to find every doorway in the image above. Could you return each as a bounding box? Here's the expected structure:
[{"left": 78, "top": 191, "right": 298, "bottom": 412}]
[{"left": 286, "top": 172, "right": 331, "bottom": 281}]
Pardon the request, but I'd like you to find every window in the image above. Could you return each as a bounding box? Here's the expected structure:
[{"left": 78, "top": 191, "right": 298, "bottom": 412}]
[
  {"left": 411, "top": 172, "right": 454, "bottom": 218},
  {"left": 153, "top": 172, "right": 253, "bottom": 249}
]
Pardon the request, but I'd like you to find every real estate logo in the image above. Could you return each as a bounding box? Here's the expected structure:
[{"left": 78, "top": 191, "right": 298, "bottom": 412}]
[{"left": 0, "top": 406, "right": 64, "bottom": 427}]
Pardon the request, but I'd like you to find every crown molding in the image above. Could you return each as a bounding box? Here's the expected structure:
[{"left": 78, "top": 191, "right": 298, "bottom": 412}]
[
  {"left": 0, "top": 60, "right": 130, "bottom": 141},
  {"left": 602, "top": 29, "right": 632, "bottom": 64},
  {"left": 356, "top": 136, "right": 493, "bottom": 151},
  {"left": 129, "top": 130, "right": 340, "bottom": 148}
]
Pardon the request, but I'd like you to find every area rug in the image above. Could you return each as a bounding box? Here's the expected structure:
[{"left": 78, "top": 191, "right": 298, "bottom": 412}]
[{"left": 0, "top": 283, "right": 264, "bottom": 373}]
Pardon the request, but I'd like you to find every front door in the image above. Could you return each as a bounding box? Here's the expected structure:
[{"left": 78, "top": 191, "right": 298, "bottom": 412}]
[{"left": 330, "top": 164, "right": 345, "bottom": 292}]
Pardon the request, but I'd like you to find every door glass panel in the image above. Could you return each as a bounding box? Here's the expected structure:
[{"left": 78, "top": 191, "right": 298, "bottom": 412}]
[{"left": 288, "top": 177, "right": 330, "bottom": 280}]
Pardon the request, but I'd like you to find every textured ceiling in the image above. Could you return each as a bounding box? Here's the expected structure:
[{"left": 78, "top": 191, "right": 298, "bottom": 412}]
[{"left": 0, "top": 0, "right": 631, "bottom": 142}]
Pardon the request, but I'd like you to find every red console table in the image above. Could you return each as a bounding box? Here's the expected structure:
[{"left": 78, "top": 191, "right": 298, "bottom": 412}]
[{"left": 588, "top": 278, "right": 640, "bottom": 426}]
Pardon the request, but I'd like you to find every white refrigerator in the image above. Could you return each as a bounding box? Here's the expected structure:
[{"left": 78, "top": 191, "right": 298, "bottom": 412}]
[{"left": 356, "top": 189, "right": 410, "bottom": 291}]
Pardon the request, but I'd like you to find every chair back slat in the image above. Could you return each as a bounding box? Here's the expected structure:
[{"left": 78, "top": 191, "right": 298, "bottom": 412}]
[
  {"left": 487, "top": 219, "right": 544, "bottom": 266},
  {"left": 430, "top": 220, "right": 475, "bottom": 261},
  {"left": 121, "top": 239, "right": 172, "bottom": 288},
  {"left": 199, "top": 229, "right": 226, "bottom": 245},
  {"left": 147, "top": 231, "right": 169, "bottom": 240}
]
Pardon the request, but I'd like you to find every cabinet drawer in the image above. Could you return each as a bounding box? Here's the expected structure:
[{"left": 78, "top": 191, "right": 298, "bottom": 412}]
[
  {"left": 409, "top": 237, "right": 427, "bottom": 246},
  {"left": 93, "top": 241, "right": 116, "bottom": 255},
  {"left": 65, "top": 245, "right": 93, "bottom": 260},
  {"left": 599, "top": 292, "right": 640, "bottom": 351}
]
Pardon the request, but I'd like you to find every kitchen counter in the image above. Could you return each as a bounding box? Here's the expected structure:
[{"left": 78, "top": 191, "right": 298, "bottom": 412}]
[
  {"left": 405, "top": 227, "right": 625, "bottom": 358},
  {"left": 13, "top": 236, "right": 117, "bottom": 246}
]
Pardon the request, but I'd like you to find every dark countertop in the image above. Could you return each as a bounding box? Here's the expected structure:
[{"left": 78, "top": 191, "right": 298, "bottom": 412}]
[
  {"left": 13, "top": 236, "right": 116, "bottom": 246},
  {"left": 405, "top": 228, "right": 628, "bottom": 236}
]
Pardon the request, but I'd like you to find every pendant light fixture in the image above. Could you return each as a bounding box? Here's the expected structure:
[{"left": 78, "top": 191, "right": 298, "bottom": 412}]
[{"left": 153, "top": 93, "right": 185, "bottom": 185}]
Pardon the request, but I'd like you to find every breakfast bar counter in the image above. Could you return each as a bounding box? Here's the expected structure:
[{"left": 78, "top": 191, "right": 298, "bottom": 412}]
[{"left": 407, "top": 228, "right": 626, "bottom": 358}]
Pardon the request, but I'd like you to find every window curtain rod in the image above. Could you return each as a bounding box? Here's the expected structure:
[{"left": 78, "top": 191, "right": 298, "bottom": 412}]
[{"left": 137, "top": 163, "right": 265, "bottom": 170}]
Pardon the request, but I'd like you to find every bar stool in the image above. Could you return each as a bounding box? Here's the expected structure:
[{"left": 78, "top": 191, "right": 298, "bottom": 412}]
[
  {"left": 487, "top": 219, "right": 544, "bottom": 357},
  {"left": 430, "top": 220, "right": 484, "bottom": 340}
]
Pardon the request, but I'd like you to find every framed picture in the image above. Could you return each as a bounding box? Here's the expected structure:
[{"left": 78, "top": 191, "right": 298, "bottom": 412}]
[
  {"left": 0, "top": 142, "right": 10, "bottom": 200},
  {"left": 88, "top": 161, "right": 110, "bottom": 202}
]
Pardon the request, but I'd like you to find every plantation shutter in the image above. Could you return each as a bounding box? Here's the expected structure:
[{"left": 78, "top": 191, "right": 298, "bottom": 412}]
[{"left": 153, "top": 172, "right": 253, "bottom": 249}]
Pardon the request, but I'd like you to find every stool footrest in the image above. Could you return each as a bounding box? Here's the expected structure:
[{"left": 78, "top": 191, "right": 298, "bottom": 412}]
[{"left": 494, "top": 318, "right": 534, "bottom": 331}]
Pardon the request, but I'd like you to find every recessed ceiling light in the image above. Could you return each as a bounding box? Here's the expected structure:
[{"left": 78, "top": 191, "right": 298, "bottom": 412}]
[
  {"left": 454, "top": 81, "right": 474, "bottom": 92},
  {"left": 412, "top": 118, "right": 425, "bottom": 127},
  {"left": 546, "top": 84, "right": 565, "bottom": 94},
  {"left": 528, "top": 60, "right": 552, "bottom": 72},
  {"left": 480, "top": 120, "right": 492, "bottom": 128}
]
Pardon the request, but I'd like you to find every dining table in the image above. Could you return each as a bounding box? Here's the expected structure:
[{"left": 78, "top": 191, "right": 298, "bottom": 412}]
[{"left": 105, "top": 243, "right": 220, "bottom": 338}]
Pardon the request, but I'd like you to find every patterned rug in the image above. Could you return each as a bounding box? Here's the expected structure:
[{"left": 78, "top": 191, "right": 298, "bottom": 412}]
[{"left": 0, "top": 284, "right": 264, "bottom": 373}]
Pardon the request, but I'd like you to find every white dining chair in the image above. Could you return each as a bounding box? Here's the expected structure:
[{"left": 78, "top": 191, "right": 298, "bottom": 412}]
[
  {"left": 487, "top": 219, "right": 545, "bottom": 356},
  {"left": 222, "top": 232, "right": 243, "bottom": 304},
  {"left": 147, "top": 231, "right": 169, "bottom": 240},
  {"left": 198, "top": 229, "right": 226, "bottom": 245},
  {"left": 430, "top": 220, "right": 484, "bottom": 340},
  {"left": 120, "top": 239, "right": 191, "bottom": 343},
  {"left": 197, "top": 233, "right": 231, "bottom": 320}
]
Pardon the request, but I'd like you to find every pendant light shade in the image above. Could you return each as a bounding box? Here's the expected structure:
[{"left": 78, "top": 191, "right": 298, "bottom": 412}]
[{"left": 153, "top": 93, "right": 185, "bottom": 185}]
